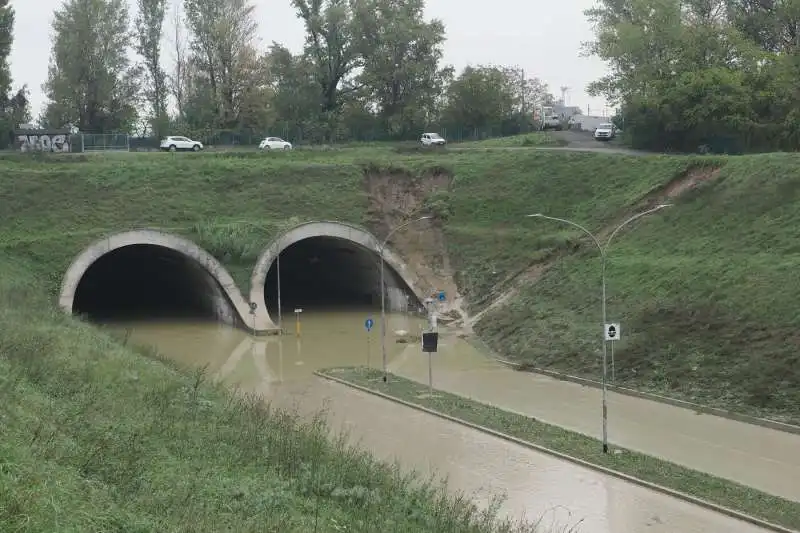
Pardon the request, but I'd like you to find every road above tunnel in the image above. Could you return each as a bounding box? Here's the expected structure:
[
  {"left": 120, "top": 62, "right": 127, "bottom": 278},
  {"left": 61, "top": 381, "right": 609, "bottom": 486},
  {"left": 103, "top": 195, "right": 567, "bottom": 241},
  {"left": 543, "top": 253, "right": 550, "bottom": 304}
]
[{"left": 389, "top": 336, "right": 800, "bottom": 503}]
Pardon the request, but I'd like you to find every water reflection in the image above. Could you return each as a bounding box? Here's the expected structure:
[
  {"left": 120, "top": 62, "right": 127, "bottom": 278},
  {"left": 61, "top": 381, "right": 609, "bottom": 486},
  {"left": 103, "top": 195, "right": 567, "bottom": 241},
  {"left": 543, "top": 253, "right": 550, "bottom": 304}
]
[
  {"left": 103, "top": 311, "right": 770, "bottom": 533},
  {"left": 105, "top": 309, "right": 428, "bottom": 397}
]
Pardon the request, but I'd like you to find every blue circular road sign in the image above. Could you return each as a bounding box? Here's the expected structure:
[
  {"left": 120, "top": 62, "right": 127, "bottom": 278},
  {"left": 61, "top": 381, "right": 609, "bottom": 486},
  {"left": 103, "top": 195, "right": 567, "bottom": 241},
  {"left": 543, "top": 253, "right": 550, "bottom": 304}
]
[{"left": 365, "top": 318, "right": 374, "bottom": 331}]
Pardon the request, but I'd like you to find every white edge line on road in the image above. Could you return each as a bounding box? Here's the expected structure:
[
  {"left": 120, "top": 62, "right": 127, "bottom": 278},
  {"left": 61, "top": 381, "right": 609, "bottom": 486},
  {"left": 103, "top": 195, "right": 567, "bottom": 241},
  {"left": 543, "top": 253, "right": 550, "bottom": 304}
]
[{"left": 314, "top": 371, "right": 797, "bottom": 533}]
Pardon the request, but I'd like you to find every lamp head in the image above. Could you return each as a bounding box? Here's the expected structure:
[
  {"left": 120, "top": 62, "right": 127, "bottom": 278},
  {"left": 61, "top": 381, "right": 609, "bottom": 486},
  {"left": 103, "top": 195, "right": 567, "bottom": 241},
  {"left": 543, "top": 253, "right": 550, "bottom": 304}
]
[{"left": 527, "top": 213, "right": 543, "bottom": 218}]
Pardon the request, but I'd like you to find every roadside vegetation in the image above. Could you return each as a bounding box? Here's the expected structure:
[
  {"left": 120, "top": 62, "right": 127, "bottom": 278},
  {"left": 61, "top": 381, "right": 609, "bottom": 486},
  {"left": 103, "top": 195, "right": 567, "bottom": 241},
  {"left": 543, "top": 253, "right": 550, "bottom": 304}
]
[
  {"left": 0, "top": 257, "right": 542, "bottom": 532},
  {"left": 319, "top": 367, "right": 800, "bottom": 532}
]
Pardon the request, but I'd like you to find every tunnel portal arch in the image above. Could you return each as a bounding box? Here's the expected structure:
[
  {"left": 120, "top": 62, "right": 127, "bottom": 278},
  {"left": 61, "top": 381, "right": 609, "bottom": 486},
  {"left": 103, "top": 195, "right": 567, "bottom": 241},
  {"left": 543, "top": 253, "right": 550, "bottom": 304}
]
[
  {"left": 59, "top": 230, "right": 270, "bottom": 331},
  {"left": 249, "top": 221, "right": 426, "bottom": 323}
]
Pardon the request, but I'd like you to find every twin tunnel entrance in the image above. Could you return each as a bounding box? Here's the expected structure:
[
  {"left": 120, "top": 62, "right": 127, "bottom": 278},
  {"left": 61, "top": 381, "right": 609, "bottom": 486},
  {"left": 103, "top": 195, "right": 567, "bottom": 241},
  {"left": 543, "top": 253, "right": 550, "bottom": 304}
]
[{"left": 60, "top": 225, "right": 422, "bottom": 331}]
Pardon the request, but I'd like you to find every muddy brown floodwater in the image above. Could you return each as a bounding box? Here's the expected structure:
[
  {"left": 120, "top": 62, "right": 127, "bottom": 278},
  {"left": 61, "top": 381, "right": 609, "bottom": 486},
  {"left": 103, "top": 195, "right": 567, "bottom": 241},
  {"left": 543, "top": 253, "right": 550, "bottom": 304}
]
[{"left": 106, "top": 310, "right": 772, "bottom": 533}]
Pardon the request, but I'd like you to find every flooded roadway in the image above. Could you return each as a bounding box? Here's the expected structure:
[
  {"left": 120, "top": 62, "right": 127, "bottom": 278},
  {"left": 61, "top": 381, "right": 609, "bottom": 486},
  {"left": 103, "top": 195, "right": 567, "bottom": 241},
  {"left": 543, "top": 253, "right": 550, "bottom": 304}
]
[{"left": 105, "top": 310, "right": 776, "bottom": 533}]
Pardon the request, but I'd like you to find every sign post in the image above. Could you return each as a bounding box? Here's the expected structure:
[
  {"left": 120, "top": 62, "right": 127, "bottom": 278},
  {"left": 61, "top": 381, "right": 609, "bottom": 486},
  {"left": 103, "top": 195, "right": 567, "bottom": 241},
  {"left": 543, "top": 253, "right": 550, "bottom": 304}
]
[
  {"left": 365, "top": 318, "right": 374, "bottom": 367},
  {"left": 421, "top": 297, "right": 440, "bottom": 396},
  {"left": 604, "top": 323, "right": 621, "bottom": 383},
  {"left": 249, "top": 302, "right": 257, "bottom": 333},
  {"left": 421, "top": 331, "right": 438, "bottom": 396},
  {"left": 294, "top": 308, "right": 303, "bottom": 337}
]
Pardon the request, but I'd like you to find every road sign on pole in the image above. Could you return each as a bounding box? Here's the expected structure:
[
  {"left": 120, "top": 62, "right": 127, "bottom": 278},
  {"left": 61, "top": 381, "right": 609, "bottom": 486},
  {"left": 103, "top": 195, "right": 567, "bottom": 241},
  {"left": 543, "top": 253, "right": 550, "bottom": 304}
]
[
  {"left": 437, "top": 290, "right": 446, "bottom": 302},
  {"left": 604, "top": 323, "right": 620, "bottom": 341},
  {"left": 365, "top": 318, "right": 374, "bottom": 332}
]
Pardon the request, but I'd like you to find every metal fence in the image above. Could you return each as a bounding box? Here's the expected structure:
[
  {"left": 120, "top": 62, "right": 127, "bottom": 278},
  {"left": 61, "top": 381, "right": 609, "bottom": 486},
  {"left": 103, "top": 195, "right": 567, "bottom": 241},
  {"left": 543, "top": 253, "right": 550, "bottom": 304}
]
[{"left": 80, "top": 133, "right": 130, "bottom": 152}]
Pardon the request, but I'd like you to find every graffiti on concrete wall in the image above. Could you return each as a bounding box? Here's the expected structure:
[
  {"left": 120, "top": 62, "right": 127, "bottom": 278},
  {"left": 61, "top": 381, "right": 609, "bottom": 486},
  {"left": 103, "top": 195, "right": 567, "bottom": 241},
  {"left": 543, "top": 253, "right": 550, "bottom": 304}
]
[
  {"left": 17, "top": 134, "right": 71, "bottom": 153},
  {"left": 14, "top": 129, "right": 75, "bottom": 153}
]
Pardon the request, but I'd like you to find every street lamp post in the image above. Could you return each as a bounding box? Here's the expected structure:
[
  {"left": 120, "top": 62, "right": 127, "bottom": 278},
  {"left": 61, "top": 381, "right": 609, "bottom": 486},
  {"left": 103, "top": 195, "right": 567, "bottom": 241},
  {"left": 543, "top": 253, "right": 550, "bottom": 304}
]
[
  {"left": 528, "top": 204, "right": 671, "bottom": 453},
  {"left": 379, "top": 215, "right": 432, "bottom": 383},
  {"left": 276, "top": 244, "right": 282, "bottom": 332}
]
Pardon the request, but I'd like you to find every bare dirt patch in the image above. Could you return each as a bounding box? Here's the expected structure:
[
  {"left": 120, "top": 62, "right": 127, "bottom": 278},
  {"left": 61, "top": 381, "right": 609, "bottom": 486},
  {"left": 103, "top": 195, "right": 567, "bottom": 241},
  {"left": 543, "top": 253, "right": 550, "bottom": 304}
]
[{"left": 363, "top": 166, "right": 465, "bottom": 320}]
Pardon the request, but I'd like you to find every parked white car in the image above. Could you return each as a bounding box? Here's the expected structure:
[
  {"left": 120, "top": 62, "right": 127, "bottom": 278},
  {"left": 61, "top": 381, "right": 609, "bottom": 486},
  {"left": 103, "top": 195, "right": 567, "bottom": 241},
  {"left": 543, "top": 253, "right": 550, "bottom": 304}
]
[
  {"left": 420, "top": 133, "right": 446, "bottom": 146},
  {"left": 593, "top": 123, "right": 616, "bottom": 141},
  {"left": 259, "top": 137, "right": 292, "bottom": 150},
  {"left": 160, "top": 136, "right": 203, "bottom": 151}
]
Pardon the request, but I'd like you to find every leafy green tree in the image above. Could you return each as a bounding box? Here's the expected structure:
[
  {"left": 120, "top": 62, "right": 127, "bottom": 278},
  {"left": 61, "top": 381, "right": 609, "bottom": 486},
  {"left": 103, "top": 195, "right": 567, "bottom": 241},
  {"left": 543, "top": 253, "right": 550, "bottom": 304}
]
[
  {"left": 440, "top": 65, "right": 549, "bottom": 139},
  {"left": 0, "top": 0, "right": 11, "bottom": 97},
  {"left": 584, "top": 0, "right": 800, "bottom": 152},
  {"left": 0, "top": 0, "right": 30, "bottom": 148},
  {"left": 183, "top": 0, "right": 262, "bottom": 128},
  {"left": 134, "top": 0, "right": 168, "bottom": 137},
  {"left": 291, "top": 0, "right": 364, "bottom": 139},
  {"left": 42, "top": 0, "right": 139, "bottom": 132},
  {"left": 354, "top": 0, "right": 451, "bottom": 137},
  {"left": 267, "top": 44, "right": 323, "bottom": 141},
  {"left": 726, "top": 0, "right": 800, "bottom": 54}
]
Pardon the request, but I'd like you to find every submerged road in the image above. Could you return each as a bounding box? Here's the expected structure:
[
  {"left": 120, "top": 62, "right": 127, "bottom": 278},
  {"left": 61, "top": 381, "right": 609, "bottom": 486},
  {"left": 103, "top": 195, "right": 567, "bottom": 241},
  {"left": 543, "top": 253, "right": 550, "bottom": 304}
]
[
  {"left": 391, "top": 334, "right": 800, "bottom": 503},
  {"left": 109, "top": 314, "right": 781, "bottom": 532},
  {"left": 270, "top": 378, "right": 771, "bottom": 533}
]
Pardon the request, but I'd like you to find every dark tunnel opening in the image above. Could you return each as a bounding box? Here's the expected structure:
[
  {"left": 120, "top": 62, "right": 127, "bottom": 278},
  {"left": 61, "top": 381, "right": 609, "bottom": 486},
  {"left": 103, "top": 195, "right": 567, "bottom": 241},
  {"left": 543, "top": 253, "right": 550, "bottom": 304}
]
[
  {"left": 72, "top": 244, "right": 228, "bottom": 323},
  {"left": 263, "top": 236, "right": 416, "bottom": 317}
]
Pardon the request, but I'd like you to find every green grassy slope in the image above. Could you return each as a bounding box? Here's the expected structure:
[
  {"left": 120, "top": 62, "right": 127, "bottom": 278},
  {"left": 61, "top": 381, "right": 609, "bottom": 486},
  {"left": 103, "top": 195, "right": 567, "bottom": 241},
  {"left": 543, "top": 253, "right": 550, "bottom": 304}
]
[
  {"left": 0, "top": 151, "right": 370, "bottom": 291},
  {"left": 2, "top": 147, "right": 799, "bottom": 424},
  {"left": 467, "top": 152, "right": 800, "bottom": 422},
  {"left": 0, "top": 255, "right": 537, "bottom": 532}
]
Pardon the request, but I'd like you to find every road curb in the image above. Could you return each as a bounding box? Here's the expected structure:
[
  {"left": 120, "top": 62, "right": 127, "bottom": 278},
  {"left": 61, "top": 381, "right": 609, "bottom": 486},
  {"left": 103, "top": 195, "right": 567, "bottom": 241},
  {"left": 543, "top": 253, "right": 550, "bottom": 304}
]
[
  {"left": 492, "top": 358, "right": 800, "bottom": 436},
  {"left": 315, "top": 370, "right": 797, "bottom": 533}
]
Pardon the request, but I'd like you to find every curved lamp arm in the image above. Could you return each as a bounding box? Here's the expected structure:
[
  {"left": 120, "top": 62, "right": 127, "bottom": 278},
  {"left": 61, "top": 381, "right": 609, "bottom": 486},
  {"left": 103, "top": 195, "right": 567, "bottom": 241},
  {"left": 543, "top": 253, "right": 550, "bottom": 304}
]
[
  {"left": 527, "top": 213, "right": 604, "bottom": 256},
  {"left": 605, "top": 204, "right": 671, "bottom": 252}
]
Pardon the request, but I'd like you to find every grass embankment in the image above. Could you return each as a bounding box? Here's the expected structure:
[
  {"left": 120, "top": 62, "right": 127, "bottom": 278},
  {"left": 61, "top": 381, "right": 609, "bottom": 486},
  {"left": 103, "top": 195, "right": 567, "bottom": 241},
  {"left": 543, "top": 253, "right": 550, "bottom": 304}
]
[
  {"left": 319, "top": 367, "right": 800, "bottom": 531},
  {"left": 0, "top": 258, "right": 539, "bottom": 532},
  {"left": 3, "top": 147, "right": 800, "bottom": 423},
  {"left": 450, "top": 152, "right": 800, "bottom": 423},
  {"left": 0, "top": 150, "right": 372, "bottom": 291},
  {"left": 463, "top": 132, "right": 566, "bottom": 148}
]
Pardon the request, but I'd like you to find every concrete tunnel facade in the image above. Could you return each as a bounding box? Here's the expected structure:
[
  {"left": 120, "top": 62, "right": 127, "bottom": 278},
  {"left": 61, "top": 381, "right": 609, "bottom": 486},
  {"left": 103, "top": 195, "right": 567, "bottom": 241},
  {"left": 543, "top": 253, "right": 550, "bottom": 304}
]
[
  {"left": 59, "top": 223, "right": 425, "bottom": 333},
  {"left": 249, "top": 221, "right": 426, "bottom": 326}
]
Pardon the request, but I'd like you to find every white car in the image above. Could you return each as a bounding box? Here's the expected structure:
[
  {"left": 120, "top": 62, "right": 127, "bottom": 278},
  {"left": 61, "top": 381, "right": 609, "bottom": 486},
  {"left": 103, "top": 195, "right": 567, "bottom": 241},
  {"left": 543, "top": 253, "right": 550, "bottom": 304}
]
[
  {"left": 259, "top": 137, "right": 292, "bottom": 150},
  {"left": 593, "top": 123, "right": 616, "bottom": 141},
  {"left": 160, "top": 136, "right": 203, "bottom": 151},
  {"left": 420, "top": 133, "right": 446, "bottom": 146}
]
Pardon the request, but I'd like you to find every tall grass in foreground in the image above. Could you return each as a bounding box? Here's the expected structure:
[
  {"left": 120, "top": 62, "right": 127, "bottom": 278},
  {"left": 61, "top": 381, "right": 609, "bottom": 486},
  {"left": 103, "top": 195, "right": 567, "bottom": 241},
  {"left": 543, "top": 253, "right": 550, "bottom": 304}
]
[{"left": 0, "top": 259, "right": 553, "bottom": 532}]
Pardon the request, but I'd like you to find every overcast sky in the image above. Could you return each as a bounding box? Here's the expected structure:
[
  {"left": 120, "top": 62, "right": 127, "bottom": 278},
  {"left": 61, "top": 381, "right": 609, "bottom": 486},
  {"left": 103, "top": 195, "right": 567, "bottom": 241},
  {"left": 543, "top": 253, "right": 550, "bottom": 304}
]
[{"left": 9, "top": 0, "right": 611, "bottom": 119}]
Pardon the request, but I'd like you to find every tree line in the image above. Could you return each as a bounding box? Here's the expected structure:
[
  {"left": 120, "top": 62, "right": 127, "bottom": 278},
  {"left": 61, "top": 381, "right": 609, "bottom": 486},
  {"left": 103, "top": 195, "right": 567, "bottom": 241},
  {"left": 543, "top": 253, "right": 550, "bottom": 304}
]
[
  {"left": 25, "top": 0, "right": 558, "bottom": 145},
  {"left": 587, "top": 0, "right": 800, "bottom": 153},
  {"left": 0, "top": 0, "right": 31, "bottom": 148},
  {"left": 4, "top": 0, "right": 797, "bottom": 150}
]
